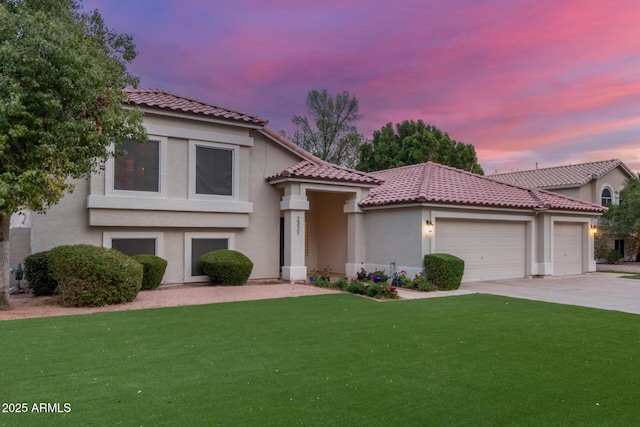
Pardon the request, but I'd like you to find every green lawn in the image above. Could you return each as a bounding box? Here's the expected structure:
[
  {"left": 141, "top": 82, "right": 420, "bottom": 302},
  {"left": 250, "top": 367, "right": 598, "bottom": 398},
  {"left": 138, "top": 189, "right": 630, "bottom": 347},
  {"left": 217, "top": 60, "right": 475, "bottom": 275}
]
[
  {"left": 599, "top": 270, "right": 640, "bottom": 280},
  {"left": 2, "top": 293, "right": 640, "bottom": 426}
]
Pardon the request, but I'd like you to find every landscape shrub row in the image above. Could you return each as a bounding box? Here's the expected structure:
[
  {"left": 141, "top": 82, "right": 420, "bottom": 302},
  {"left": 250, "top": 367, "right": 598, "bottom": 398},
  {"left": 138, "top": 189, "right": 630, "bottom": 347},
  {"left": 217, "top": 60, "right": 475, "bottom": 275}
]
[
  {"left": 316, "top": 254, "right": 465, "bottom": 297},
  {"left": 311, "top": 276, "right": 399, "bottom": 299},
  {"left": 23, "top": 246, "right": 169, "bottom": 306}
]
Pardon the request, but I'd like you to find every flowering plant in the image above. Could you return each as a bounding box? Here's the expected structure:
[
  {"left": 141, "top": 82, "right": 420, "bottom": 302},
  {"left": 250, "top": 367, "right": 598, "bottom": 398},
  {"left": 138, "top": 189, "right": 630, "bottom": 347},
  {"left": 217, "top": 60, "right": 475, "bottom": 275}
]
[
  {"left": 414, "top": 272, "right": 426, "bottom": 286},
  {"left": 398, "top": 270, "right": 411, "bottom": 287},
  {"left": 320, "top": 265, "right": 332, "bottom": 281}
]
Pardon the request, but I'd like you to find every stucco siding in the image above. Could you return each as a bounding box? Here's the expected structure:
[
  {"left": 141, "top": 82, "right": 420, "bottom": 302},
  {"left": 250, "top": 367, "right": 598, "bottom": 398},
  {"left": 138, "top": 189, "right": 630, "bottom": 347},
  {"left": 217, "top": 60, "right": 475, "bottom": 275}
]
[
  {"left": 32, "top": 178, "right": 102, "bottom": 252},
  {"left": 234, "top": 132, "right": 304, "bottom": 279},
  {"left": 364, "top": 207, "right": 423, "bottom": 273},
  {"left": 29, "top": 116, "right": 306, "bottom": 283}
]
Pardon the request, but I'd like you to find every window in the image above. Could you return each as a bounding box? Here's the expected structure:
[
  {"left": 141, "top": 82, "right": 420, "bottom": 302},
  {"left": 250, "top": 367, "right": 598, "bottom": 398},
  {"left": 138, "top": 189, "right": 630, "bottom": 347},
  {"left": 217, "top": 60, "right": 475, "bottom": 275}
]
[
  {"left": 615, "top": 239, "right": 625, "bottom": 258},
  {"left": 114, "top": 139, "right": 160, "bottom": 192},
  {"left": 189, "top": 140, "right": 238, "bottom": 201},
  {"left": 601, "top": 188, "right": 612, "bottom": 206},
  {"left": 195, "top": 146, "right": 233, "bottom": 196},
  {"left": 190, "top": 238, "right": 228, "bottom": 276},
  {"left": 103, "top": 232, "right": 164, "bottom": 258},
  {"left": 111, "top": 238, "right": 156, "bottom": 257}
]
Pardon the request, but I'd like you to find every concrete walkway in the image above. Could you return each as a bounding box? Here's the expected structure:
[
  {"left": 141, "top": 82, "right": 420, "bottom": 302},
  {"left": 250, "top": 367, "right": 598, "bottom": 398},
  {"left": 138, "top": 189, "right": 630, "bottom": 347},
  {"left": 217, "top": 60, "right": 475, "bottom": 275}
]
[{"left": 398, "top": 272, "right": 640, "bottom": 315}]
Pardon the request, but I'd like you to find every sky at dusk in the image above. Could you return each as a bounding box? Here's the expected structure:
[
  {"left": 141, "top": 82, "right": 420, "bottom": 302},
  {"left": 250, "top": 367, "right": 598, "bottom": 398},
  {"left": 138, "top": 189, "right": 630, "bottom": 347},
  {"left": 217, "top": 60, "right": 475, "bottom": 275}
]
[{"left": 81, "top": 0, "right": 640, "bottom": 174}]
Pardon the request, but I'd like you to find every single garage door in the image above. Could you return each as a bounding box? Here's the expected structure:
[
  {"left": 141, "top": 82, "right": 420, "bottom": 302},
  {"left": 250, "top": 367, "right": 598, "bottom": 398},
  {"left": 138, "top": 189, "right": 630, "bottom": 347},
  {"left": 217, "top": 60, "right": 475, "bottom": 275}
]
[
  {"left": 436, "top": 219, "right": 526, "bottom": 282},
  {"left": 553, "top": 222, "right": 583, "bottom": 276}
]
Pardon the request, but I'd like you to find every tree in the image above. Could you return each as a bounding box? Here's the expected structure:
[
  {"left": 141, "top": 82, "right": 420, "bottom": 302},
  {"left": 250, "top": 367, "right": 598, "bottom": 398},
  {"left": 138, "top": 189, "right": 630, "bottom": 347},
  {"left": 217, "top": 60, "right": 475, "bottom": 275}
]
[
  {"left": 600, "top": 173, "right": 640, "bottom": 260},
  {"left": 356, "top": 120, "right": 484, "bottom": 174},
  {"left": 289, "top": 89, "right": 363, "bottom": 167},
  {"left": 0, "top": 0, "right": 146, "bottom": 308}
]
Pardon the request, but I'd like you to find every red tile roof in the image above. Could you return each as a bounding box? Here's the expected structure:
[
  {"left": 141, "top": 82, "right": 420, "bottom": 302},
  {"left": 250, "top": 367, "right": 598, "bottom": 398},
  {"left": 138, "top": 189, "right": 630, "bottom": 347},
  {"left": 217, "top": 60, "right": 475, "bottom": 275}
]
[
  {"left": 360, "top": 162, "right": 606, "bottom": 212},
  {"left": 267, "top": 161, "right": 383, "bottom": 185},
  {"left": 124, "top": 88, "right": 268, "bottom": 126},
  {"left": 489, "top": 159, "right": 633, "bottom": 189}
]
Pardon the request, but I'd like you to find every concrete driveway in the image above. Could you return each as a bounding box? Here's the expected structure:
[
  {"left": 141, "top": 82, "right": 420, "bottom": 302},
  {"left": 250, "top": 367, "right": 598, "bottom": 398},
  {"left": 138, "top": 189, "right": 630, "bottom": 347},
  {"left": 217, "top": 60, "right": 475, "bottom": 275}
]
[{"left": 460, "top": 272, "right": 640, "bottom": 315}]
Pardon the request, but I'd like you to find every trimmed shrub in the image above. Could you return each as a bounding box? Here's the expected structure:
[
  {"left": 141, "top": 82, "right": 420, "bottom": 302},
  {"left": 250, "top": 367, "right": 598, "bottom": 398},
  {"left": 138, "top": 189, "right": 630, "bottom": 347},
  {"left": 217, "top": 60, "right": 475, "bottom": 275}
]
[
  {"left": 346, "top": 281, "right": 367, "bottom": 295},
  {"left": 48, "top": 244, "right": 143, "bottom": 307},
  {"left": 199, "top": 249, "right": 253, "bottom": 286},
  {"left": 24, "top": 251, "right": 57, "bottom": 296},
  {"left": 605, "top": 248, "right": 622, "bottom": 264},
  {"left": 132, "top": 255, "right": 168, "bottom": 290},
  {"left": 424, "top": 253, "right": 464, "bottom": 291}
]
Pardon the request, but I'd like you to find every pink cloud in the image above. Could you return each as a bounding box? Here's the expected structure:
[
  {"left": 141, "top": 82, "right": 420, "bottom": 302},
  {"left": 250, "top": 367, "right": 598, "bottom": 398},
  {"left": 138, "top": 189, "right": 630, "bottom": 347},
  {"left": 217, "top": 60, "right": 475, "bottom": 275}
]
[{"left": 81, "top": 0, "right": 640, "bottom": 173}]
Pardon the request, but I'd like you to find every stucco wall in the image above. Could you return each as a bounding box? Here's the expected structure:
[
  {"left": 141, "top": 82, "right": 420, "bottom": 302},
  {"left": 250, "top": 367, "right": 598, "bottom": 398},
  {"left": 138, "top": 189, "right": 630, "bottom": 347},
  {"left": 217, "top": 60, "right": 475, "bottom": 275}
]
[
  {"left": 29, "top": 116, "right": 305, "bottom": 283},
  {"left": 364, "top": 207, "right": 423, "bottom": 274}
]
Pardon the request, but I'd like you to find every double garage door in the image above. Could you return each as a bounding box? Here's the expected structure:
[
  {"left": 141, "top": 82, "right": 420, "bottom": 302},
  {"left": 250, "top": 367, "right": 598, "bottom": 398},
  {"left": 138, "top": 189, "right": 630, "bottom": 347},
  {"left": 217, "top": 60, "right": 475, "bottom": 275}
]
[
  {"left": 436, "top": 219, "right": 526, "bottom": 282},
  {"left": 436, "top": 219, "right": 585, "bottom": 282}
]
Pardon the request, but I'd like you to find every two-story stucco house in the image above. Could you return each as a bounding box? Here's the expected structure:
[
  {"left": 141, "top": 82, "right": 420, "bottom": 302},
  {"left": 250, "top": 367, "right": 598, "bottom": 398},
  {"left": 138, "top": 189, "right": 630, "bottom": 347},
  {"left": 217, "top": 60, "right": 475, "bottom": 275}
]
[
  {"left": 14, "top": 89, "right": 607, "bottom": 286},
  {"left": 490, "top": 160, "right": 635, "bottom": 258}
]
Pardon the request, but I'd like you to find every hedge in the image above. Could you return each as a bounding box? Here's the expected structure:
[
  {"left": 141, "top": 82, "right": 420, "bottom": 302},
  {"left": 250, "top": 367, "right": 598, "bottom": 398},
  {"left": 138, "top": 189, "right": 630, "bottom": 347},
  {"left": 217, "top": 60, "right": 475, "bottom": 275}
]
[
  {"left": 199, "top": 249, "right": 253, "bottom": 286},
  {"left": 24, "top": 251, "right": 57, "bottom": 296},
  {"left": 424, "top": 253, "right": 465, "bottom": 290},
  {"left": 48, "top": 244, "right": 143, "bottom": 307},
  {"left": 132, "top": 254, "right": 167, "bottom": 290}
]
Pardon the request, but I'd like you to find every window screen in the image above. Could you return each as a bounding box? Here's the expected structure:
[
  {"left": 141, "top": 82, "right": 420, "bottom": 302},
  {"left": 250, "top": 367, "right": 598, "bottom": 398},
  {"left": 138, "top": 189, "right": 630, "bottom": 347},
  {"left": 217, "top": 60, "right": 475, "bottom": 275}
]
[
  {"left": 115, "top": 139, "right": 160, "bottom": 192},
  {"left": 111, "top": 238, "right": 156, "bottom": 256},
  {"left": 191, "top": 238, "right": 228, "bottom": 276},
  {"left": 195, "top": 146, "right": 233, "bottom": 196}
]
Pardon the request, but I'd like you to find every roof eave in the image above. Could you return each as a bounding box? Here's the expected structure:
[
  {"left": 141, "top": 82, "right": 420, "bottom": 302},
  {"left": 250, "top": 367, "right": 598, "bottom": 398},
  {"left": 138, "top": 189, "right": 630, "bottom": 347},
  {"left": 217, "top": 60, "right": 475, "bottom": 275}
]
[
  {"left": 130, "top": 105, "right": 266, "bottom": 130},
  {"left": 267, "top": 176, "right": 380, "bottom": 187}
]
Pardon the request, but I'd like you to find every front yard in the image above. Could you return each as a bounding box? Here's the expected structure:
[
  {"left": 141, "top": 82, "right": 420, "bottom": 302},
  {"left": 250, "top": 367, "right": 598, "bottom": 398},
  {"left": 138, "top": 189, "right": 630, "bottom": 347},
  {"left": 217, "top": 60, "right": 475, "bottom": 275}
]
[{"left": 2, "top": 293, "right": 639, "bottom": 426}]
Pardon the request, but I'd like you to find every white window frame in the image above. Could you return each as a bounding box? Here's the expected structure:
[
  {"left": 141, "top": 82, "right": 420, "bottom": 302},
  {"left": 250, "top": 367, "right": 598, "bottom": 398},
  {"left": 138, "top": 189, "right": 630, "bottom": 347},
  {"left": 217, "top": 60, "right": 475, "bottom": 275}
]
[
  {"left": 103, "top": 231, "right": 165, "bottom": 258},
  {"left": 188, "top": 140, "right": 239, "bottom": 201},
  {"left": 184, "top": 232, "right": 235, "bottom": 283},
  {"left": 105, "top": 135, "right": 168, "bottom": 198}
]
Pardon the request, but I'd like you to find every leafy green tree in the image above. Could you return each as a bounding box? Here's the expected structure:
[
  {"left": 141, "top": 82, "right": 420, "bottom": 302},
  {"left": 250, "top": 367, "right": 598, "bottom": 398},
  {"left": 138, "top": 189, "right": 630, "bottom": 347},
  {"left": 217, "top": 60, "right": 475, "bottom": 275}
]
[
  {"left": 289, "top": 89, "right": 363, "bottom": 167},
  {"left": 601, "top": 174, "right": 640, "bottom": 260},
  {"left": 0, "top": 0, "right": 146, "bottom": 308},
  {"left": 356, "top": 120, "right": 484, "bottom": 174}
]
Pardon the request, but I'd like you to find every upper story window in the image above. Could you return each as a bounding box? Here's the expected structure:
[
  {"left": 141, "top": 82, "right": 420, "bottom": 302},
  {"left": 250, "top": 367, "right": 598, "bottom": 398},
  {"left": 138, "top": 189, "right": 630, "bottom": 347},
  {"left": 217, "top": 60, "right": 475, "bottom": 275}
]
[
  {"left": 189, "top": 140, "right": 239, "bottom": 200},
  {"left": 114, "top": 139, "right": 160, "bottom": 192},
  {"left": 196, "top": 146, "right": 233, "bottom": 196},
  {"left": 601, "top": 187, "right": 612, "bottom": 206}
]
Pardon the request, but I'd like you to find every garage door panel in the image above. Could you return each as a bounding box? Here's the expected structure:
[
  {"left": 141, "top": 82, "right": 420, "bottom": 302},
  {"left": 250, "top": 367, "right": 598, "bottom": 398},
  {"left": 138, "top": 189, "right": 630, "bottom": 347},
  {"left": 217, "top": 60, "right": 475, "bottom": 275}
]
[
  {"left": 436, "top": 220, "right": 526, "bottom": 282},
  {"left": 554, "top": 222, "right": 583, "bottom": 276}
]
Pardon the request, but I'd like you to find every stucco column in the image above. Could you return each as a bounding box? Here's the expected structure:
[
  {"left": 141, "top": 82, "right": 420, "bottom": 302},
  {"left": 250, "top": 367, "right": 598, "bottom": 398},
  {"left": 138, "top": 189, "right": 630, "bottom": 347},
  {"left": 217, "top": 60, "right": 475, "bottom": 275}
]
[
  {"left": 280, "top": 187, "right": 309, "bottom": 282},
  {"left": 531, "top": 213, "right": 552, "bottom": 276},
  {"left": 344, "top": 198, "right": 365, "bottom": 278}
]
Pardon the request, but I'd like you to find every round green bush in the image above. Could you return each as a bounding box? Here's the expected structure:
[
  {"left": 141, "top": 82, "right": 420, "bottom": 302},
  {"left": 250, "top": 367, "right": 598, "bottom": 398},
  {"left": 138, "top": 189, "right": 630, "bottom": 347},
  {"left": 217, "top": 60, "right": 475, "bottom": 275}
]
[
  {"left": 132, "top": 254, "right": 167, "bottom": 290},
  {"left": 48, "top": 244, "right": 143, "bottom": 307},
  {"left": 24, "top": 251, "right": 57, "bottom": 296},
  {"left": 199, "top": 249, "right": 253, "bottom": 286},
  {"left": 605, "top": 248, "right": 622, "bottom": 264}
]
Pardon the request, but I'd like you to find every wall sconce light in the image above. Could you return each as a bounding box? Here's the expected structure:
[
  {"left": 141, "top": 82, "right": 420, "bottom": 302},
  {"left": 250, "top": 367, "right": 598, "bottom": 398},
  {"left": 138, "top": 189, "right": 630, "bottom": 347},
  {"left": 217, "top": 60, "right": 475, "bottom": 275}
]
[
  {"left": 590, "top": 224, "right": 598, "bottom": 234},
  {"left": 425, "top": 219, "right": 434, "bottom": 234}
]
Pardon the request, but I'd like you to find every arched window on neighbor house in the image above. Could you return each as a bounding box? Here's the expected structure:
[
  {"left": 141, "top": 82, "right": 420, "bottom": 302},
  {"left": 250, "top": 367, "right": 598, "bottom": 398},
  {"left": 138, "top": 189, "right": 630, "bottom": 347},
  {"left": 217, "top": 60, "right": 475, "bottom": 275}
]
[{"left": 601, "top": 187, "right": 613, "bottom": 206}]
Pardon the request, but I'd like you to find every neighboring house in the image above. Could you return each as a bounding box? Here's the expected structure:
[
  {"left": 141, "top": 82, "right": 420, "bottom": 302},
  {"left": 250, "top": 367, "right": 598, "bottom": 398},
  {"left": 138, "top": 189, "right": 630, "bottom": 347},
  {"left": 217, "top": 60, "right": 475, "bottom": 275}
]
[
  {"left": 17, "top": 89, "right": 607, "bottom": 285},
  {"left": 490, "top": 160, "right": 635, "bottom": 258}
]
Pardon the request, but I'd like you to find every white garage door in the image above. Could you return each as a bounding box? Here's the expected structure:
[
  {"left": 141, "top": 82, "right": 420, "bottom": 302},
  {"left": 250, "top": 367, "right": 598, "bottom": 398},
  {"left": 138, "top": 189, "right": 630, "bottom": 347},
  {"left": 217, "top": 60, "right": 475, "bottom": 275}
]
[
  {"left": 553, "top": 222, "right": 583, "bottom": 276},
  {"left": 436, "top": 219, "right": 526, "bottom": 282}
]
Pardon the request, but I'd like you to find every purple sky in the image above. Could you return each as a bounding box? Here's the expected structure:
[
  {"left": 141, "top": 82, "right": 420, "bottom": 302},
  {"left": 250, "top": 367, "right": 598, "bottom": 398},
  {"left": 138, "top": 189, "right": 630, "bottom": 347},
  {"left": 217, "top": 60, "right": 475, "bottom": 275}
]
[{"left": 81, "top": 0, "right": 640, "bottom": 173}]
